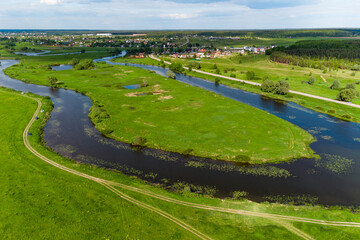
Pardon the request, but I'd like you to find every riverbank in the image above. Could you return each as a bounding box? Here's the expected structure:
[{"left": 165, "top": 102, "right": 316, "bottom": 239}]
[
  {"left": 3, "top": 57, "right": 315, "bottom": 164},
  {"left": 2, "top": 86, "right": 360, "bottom": 239},
  {"left": 114, "top": 56, "right": 360, "bottom": 123}
]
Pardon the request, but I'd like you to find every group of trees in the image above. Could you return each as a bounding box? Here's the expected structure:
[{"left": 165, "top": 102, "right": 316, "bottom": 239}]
[
  {"left": 268, "top": 40, "right": 360, "bottom": 71},
  {"left": 169, "top": 62, "right": 184, "bottom": 73},
  {"left": 336, "top": 83, "right": 360, "bottom": 102},
  {"left": 75, "top": 59, "right": 95, "bottom": 70},
  {"left": 269, "top": 51, "right": 360, "bottom": 72},
  {"left": 261, "top": 79, "right": 290, "bottom": 95}
]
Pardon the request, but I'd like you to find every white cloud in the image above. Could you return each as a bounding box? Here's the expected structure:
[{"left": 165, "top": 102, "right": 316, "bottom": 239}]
[
  {"left": 161, "top": 13, "right": 199, "bottom": 19},
  {"left": 40, "top": 0, "right": 63, "bottom": 5}
]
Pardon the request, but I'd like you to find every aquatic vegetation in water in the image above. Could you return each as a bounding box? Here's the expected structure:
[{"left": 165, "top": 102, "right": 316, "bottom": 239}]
[
  {"left": 306, "top": 168, "right": 320, "bottom": 175},
  {"left": 232, "top": 191, "right": 248, "bottom": 200},
  {"left": 185, "top": 160, "right": 292, "bottom": 178},
  {"left": 315, "top": 153, "right": 354, "bottom": 175},
  {"left": 167, "top": 181, "right": 217, "bottom": 198},
  {"left": 53, "top": 144, "right": 78, "bottom": 155},
  {"left": 264, "top": 194, "right": 318, "bottom": 205},
  {"left": 320, "top": 135, "right": 333, "bottom": 141},
  {"left": 353, "top": 138, "right": 360, "bottom": 143}
]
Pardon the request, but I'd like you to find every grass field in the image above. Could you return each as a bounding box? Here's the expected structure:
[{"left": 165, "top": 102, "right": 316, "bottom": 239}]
[
  {"left": 2, "top": 87, "right": 360, "bottom": 239},
  {"left": 3, "top": 54, "right": 315, "bottom": 163},
  {"left": 117, "top": 56, "right": 360, "bottom": 123}
]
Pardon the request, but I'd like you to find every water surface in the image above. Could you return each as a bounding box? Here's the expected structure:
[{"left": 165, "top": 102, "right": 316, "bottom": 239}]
[{"left": 1, "top": 54, "right": 360, "bottom": 205}]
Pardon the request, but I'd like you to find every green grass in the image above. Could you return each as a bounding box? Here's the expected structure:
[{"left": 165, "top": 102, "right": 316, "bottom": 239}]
[
  {"left": 2, "top": 87, "right": 360, "bottom": 239},
  {"left": 134, "top": 55, "right": 360, "bottom": 123},
  {"left": 4, "top": 56, "right": 314, "bottom": 163}
]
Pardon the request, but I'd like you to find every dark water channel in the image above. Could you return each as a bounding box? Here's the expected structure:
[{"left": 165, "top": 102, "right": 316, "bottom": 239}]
[{"left": 1, "top": 53, "right": 360, "bottom": 205}]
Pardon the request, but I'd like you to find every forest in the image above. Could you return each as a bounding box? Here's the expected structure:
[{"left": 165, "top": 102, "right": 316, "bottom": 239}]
[{"left": 268, "top": 40, "right": 360, "bottom": 71}]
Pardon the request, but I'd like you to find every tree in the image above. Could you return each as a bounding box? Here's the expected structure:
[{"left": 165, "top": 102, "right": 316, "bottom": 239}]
[
  {"left": 308, "top": 76, "right": 315, "bottom": 85},
  {"left": 169, "top": 62, "right": 184, "bottom": 73},
  {"left": 48, "top": 76, "right": 58, "bottom": 88},
  {"left": 215, "top": 78, "right": 221, "bottom": 85},
  {"left": 76, "top": 59, "right": 95, "bottom": 70},
  {"left": 330, "top": 79, "right": 341, "bottom": 89},
  {"left": 261, "top": 79, "right": 276, "bottom": 92},
  {"left": 274, "top": 80, "right": 290, "bottom": 95},
  {"left": 167, "top": 70, "right": 176, "bottom": 79},
  {"left": 337, "top": 89, "right": 359, "bottom": 102},
  {"left": 69, "top": 58, "right": 80, "bottom": 66},
  {"left": 345, "top": 83, "right": 356, "bottom": 90},
  {"left": 246, "top": 71, "right": 255, "bottom": 80}
]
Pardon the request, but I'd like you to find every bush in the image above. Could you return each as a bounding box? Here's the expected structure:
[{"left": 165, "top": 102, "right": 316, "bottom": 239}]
[
  {"left": 76, "top": 59, "right": 95, "bottom": 70},
  {"left": 215, "top": 78, "right": 221, "bottom": 85},
  {"left": 308, "top": 76, "right": 315, "bottom": 85},
  {"left": 186, "top": 62, "right": 201, "bottom": 69},
  {"left": 261, "top": 79, "right": 275, "bottom": 92},
  {"left": 230, "top": 73, "right": 236, "bottom": 78},
  {"left": 274, "top": 80, "right": 290, "bottom": 95},
  {"left": 345, "top": 83, "right": 356, "bottom": 90},
  {"left": 246, "top": 71, "right": 255, "bottom": 80},
  {"left": 232, "top": 191, "right": 248, "bottom": 200},
  {"left": 167, "top": 70, "right": 176, "bottom": 79},
  {"left": 337, "top": 88, "right": 359, "bottom": 102},
  {"left": 169, "top": 62, "right": 184, "bottom": 73},
  {"left": 48, "top": 76, "right": 58, "bottom": 88},
  {"left": 330, "top": 79, "right": 341, "bottom": 89},
  {"left": 69, "top": 58, "right": 80, "bottom": 66}
]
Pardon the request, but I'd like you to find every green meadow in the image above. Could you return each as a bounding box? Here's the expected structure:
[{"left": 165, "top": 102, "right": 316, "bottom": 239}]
[
  {"left": 4, "top": 54, "right": 314, "bottom": 163},
  {"left": 1, "top": 87, "right": 360, "bottom": 239},
  {"left": 121, "top": 55, "right": 360, "bottom": 122}
]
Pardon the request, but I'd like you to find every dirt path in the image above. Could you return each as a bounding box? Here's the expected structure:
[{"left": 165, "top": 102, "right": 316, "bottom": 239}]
[
  {"left": 321, "top": 76, "right": 329, "bottom": 84},
  {"left": 10, "top": 90, "right": 360, "bottom": 239},
  {"left": 149, "top": 55, "right": 360, "bottom": 110}
]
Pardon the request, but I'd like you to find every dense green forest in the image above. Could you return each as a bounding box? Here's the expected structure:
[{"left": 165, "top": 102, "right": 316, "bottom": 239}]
[{"left": 268, "top": 40, "right": 360, "bottom": 71}]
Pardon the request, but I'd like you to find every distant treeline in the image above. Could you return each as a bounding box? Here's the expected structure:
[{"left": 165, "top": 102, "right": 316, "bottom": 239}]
[
  {"left": 145, "top": 29, "right": 360, "bottom": 38},
  {"left": 268, "top": 40, "right": 360, "bottom": 59},
  {"left": 268, "top": 40, "right": 360, "bottom": 71}
]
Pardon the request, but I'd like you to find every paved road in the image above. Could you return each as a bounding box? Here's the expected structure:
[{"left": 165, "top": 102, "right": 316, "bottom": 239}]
[{"left": 150, "top": 55, "right": 360, "bottom": 110}]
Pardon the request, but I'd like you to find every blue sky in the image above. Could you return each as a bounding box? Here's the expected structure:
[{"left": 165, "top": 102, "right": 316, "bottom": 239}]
[{"left": 0, "top": 0, "right": 359, "bottom": 29}]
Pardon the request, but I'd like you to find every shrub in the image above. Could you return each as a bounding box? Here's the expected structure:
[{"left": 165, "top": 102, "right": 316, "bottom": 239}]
[
  {"left": 337, "top": 89, "right": 359, "bottom": 102},
  {"left": 48, "top": 76, "right": 58, "bottom": 88},
  {"left": 330, "top": 79, "right": 341, "bottom": 89},
  {"left": 274, "top": 80, "right": 290, "bottom": 95},
  {"left": 232, "top": 191, "right": 248, "bottom": 200},
  {"left": 76, "top": 59, "right": 95, "bottom": 70},
  {"left": 131, "top": 137, "right": 147, "bottom": 147},
  {"left": 230, "top": 73, "right": 236, "bottom": 78},
  {"left": 215, "top": 78, "right": 221, "bottom": 85},
  {"left": 69, "top": 58, "right": 80, "bottom": 66},
  {"left": 167, "top": 70, "right": 176, "bottom": 79},
  {"left": 308, "top": 76, "right": 315, "bottom": 85},
  {"left": 169, "top": 62, "right": 184, "bottom": 73},
  {"left": 246, "top": 71, "right": 255, "bottom": 80},
  {"left": 261, "top": 79, "right": 276, "bottom": 92},
  {"left": 345, "top": 83, "right": 356, "bottom": 90}
]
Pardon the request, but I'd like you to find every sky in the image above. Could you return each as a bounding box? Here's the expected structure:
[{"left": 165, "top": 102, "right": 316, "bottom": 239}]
[{"left": 1, "top": 0, "right": 360, "bottom": 30}]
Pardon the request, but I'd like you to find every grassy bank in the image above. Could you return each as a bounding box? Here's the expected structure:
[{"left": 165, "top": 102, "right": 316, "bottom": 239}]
[
  {"left": 4, "top": 56, "right": 314, "bottom": 163},
  {"left": 115, "top": 56, "right": 360, "bottom": 123},
  {"left": 2, "top": 87, "right": 360, "bottom": 239}
]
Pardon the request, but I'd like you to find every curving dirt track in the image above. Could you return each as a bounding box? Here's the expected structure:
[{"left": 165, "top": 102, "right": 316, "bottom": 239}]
[{"left": 7, "top": 90, "right": 360, "bottom": 240}]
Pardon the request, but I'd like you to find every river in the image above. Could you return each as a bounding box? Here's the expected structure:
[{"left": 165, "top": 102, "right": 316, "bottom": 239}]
[{"left": 1, "top": 52, "right": 360, "bottom": 205}]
